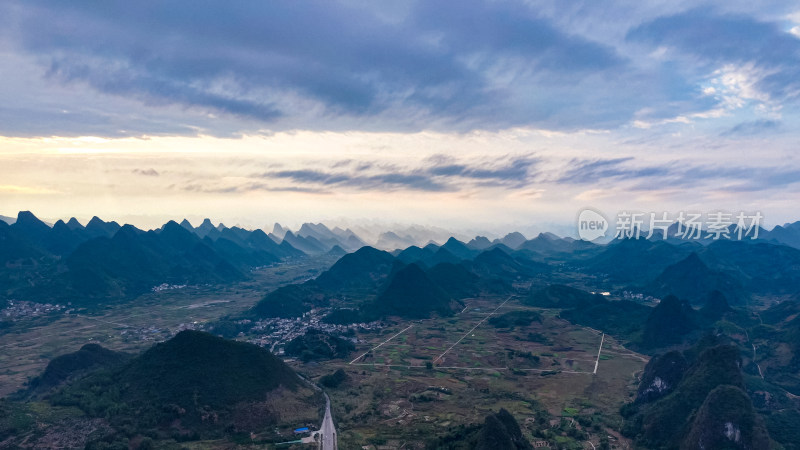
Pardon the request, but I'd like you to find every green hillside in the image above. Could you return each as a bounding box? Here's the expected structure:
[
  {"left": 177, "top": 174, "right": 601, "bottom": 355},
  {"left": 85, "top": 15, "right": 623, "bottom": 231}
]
[
  {"left": 25, "top": 344, "right": 130, "bottom": 397},
  {"left": 51, "top": 331, "right": 317, "bottom": 440},
  {"left": 370, "top": 263, "right": 457, "bottom": 319},
  {"left": 622, "top": 343, "right": 767, "bottom": 448}
]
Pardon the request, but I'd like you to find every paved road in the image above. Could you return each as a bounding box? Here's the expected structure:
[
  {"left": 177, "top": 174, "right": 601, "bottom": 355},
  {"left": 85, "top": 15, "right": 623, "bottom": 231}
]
[
  {"left": 349, "top": 324, "right": 414, "bottom": 364},
  {"left": 593, "top": 333, "right": 605, "bottom": 374},
  {"left": 433, "top": 295, "right": 512, "bottom": 364},
  {"left": 320, "top": 393, "right": 337, "bottom": 450},
  {"left": 294, "top": 374, "right": 337, "bottom": 449}
]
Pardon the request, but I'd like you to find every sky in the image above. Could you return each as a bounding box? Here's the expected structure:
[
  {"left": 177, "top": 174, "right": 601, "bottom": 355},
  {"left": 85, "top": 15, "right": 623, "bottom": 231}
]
[{"left": 1, "top": 0, "right": 799, "bottom": 237}]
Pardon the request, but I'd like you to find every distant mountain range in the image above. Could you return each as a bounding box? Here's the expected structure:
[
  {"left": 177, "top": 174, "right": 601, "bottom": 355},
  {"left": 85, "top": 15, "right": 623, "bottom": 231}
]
[
  {"left": 5, "top": 211, "right": 800, "bottom": 253},
  {"left": 248, "top": 242, "right": 517, "bottom": 322},
  {"left": 5, "top": 209, "right": 800, "bottom": 312},
  {"left": 230, "top": 215, "right": 800, "bottom": 324}
]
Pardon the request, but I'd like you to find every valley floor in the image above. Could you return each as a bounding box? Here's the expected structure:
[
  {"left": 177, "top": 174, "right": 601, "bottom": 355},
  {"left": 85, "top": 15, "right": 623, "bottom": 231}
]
[
  {"left": 294, "top": 296, "right": 648, "bottom": 449},
  {"left": 0, "top": 256, "right": 338, "bottom": 398},
  {"left": 1, "top": 261, "right": 650, "bottom": 449}
]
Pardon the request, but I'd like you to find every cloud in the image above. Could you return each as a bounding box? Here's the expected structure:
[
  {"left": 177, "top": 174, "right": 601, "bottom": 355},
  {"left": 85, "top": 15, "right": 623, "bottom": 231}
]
[
  {"left": 557, "top": 157, "right": 669, "bottom": 184},
  {"left": 627, "top": 9, "right": 800, "bottom": 104},
  {"left": 0, "top": 0, "right": 674, "bottom": 135},
  {"left": 183, "top": 182, "right": 327, "bottom": 194},
  {"left": 0, "top": 1, "right": 796, "bottom": 139},
  {"left": 266, "top": 169, "right": 449, "bottom": 192},
  {"left": 412, "top": 1, "right": 623, "bottom": 74},
  {"left": 254, "top": 154, "right": 539, "bottom": 193},
  {"left": 680, "top": 165, "right": 800, "bottom": 192},
  {"left": 132, "top": 168, "right": 159, "bottom": 176},
  {"left": 721, "top": 119, "right": 781, "bottom": 136},
  {"left": 0, "top": 184, "right": 60, "bottom": 194},
  {"left": 556, "top": 156, "right": 800, "bottom": 192},
  {"left": 429, "top": 156, "right": 537, "bottom": 179}
]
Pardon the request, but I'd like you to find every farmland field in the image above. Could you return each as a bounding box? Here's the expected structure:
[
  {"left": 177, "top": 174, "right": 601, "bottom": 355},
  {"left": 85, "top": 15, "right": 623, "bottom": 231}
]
[{"left": 296, "top": 296, "right": 648, "bottom": 449}]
